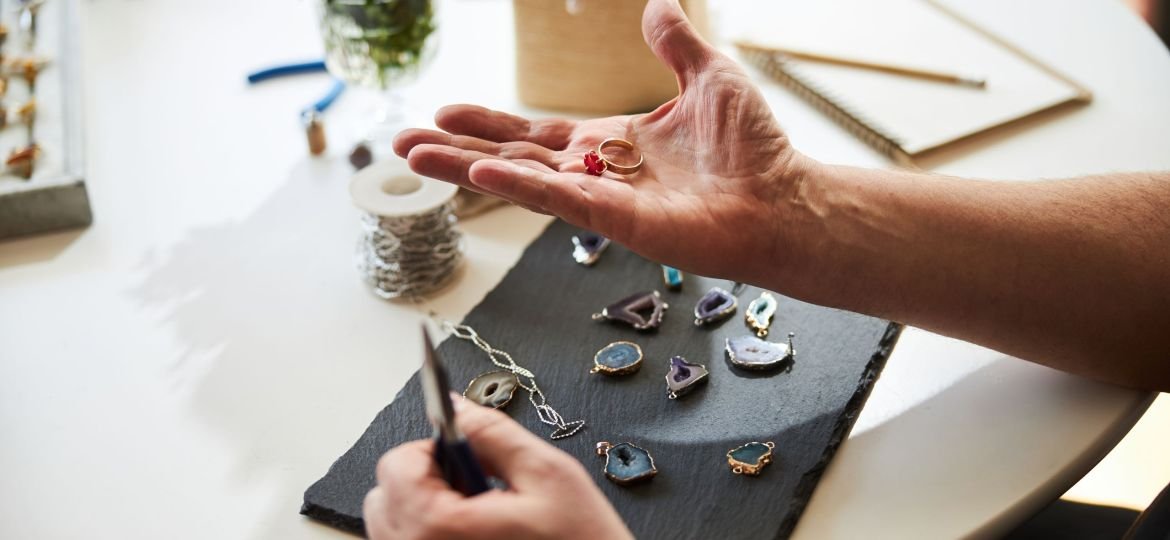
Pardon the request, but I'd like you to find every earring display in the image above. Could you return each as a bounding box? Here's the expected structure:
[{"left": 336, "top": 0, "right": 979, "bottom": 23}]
[
  {"left": 571, "top": 232, "right": 610, "bottom": 266},
  {"left": 592, "top": 290, "right": 668, "bottom": 330},
  {"left": 725, "top": 333, "right": 796, "bottom": 371},
  {"left": 665, "top": 356, "right": 709, "bottom": 399},
  {"left": 727, "top": 441, "right": 776, "bottom": 476},
  {"left": 591, "top": 341, "right": 644, "bottom": 375},
  {"left": 745, "top": 292, "right": 778, "bottom": 337},
  {"left": 693, "top": 287, "right": 738, "bottom": 326},
  {"left": 596, "top": 441, "right": 658, "bottom": 485},
  {"left": 463, "top": 370, "right": 521, "bottom": 409}
]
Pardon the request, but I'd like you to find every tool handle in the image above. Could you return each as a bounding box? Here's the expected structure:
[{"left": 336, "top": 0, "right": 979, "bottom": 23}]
[
  {"left": 434, "top": 435, "right": 491, "bottom": 496},
  {"left": 246, "top": 60, "right": 328, "bottom": 84}
]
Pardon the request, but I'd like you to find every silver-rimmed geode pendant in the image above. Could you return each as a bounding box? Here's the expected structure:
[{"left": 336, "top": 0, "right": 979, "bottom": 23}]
[
  {"left": 463, "top": 370, "right": 521, "bottom": 409},
  {"left": 596, "top": 441, "right": 658, "bottom": 485},
  {"left": 727, "top": 441, "right": 776, "bottom": 476},
  {"left": 745, "top": 292, "right": 778, "bottom": 337},
  {"left": 725, "top": 333, "right": 796, "bottom": 371},
  {"left": 591, "top": 341, "right": 643, "bottom": 375},
  {"left": 693, "top": 287, "right": 737, "bottom": 326},
  {"left": 661, "top": 265, "right": 683, "bottom": 290},
  {"left": 665, "top": 356, "right": 709, "bottom": 399},
  {"left": 571, "top": 232, "right": 610, "bottom": 266},
  {"left": 592, "top": 290, "right": 668, "bottom": 331}
]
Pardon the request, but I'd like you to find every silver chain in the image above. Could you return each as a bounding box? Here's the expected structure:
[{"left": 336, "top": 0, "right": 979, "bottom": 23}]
[
  {"left": 355, "top": 202, "right": 463, "bottom": 300},
  {"left": 440, "top": 320, "right": 585, "bottom": 440}
]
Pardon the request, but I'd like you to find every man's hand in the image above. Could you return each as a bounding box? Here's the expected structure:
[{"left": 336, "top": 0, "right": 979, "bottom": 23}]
[
  {"left": 393, "top": 0, "right": 811, "bottom": 288},
  {"left": 364, "top": 397, "right": 632, "bottom": 540}
]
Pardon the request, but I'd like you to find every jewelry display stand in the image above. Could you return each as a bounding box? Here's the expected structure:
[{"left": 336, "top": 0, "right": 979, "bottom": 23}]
[
  {"left": 0, "top": 0, "right": 90, "bottom": 240},
  {"left": 302, "top": 220, "right": 901, "bottom": 539}
]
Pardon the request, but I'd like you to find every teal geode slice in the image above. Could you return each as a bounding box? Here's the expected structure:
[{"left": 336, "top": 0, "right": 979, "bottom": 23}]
[
  {"left": 590, "top": 341, "right": 643, "bottom": 375},
  {"left": 726, "top": 441, "right": 776, "bottom": 476},
  {"left": 596, "top": 442, "right": 658, "bottom": 485},
  {"left": 661, "top": 265, "right": 683, "bottom": 290}
]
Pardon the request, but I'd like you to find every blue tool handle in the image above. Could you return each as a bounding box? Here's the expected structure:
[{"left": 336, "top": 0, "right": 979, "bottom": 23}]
[
  {"left": 246, "top": 60, "right": 328, "bottom": 84},
  {"left": 306, "top": 79, "right": 346, "bottom": 115},
  {"left": 435, "top": 435, "right": 491, "bottom": 496}
]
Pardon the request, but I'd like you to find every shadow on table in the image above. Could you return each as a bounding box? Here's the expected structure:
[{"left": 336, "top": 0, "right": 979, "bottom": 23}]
[
  {"left": 0, "top": 227, "right": 85, "bottom": 268},
  {"left": 127, "top": 155, "right": 547, "bottom": 539},
  {"left": 1004, "top": 499, "right": 1139, "bottom": 540}
]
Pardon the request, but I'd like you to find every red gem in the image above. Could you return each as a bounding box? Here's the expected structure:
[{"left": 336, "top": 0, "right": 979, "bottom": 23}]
[{"left": 583, "top": 151, "right": 606, "bottom": 176}]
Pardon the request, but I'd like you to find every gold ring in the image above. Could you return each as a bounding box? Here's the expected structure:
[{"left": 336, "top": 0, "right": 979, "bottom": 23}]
[{"left": 598, "top": 138, "right": 643, "bottom": 174}]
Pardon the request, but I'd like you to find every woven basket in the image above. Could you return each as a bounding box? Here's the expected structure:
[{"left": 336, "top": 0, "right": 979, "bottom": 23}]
[{"left": 513, "top": 0, "right": 708, "bottom": 115}]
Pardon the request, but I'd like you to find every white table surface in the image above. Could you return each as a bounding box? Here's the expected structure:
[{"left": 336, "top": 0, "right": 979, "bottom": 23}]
[{"left": 1, "top": 0, "right": 1166, "bottom": 538}]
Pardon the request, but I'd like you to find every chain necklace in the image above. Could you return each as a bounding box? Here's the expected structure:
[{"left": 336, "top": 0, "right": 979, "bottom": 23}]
[
  {"left": 440, "top": 320, "right": 585, "bottom": 440},
  {"left": 355, "top": 202, "right": 463, "bottom": 300}
]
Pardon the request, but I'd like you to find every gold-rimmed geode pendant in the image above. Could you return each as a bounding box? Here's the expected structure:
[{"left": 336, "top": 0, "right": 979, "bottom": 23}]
[
  {"left": 463, "top": 370, "right": 520, "bottom": 409},
  {"left": 745, "top": 292, "right": 778, "bottom": 337},
  {"left": 727, "top": 441, "right": 776, "bottom": 476},
  {"left": 596, "top": 441, "right": 658, "bottom": 485},
  {"left": 590, "top": 341, "right": 643, "bottom": 375}
]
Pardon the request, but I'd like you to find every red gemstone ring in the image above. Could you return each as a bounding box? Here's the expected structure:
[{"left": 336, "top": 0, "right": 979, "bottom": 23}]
[{"left": 584, "top": 138, "right": 643, "bottom": 176}]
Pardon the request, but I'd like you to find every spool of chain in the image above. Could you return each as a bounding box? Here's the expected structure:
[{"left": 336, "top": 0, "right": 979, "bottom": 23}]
[{"left": 350, "top": 158, "right": 463, "bottom": 299}]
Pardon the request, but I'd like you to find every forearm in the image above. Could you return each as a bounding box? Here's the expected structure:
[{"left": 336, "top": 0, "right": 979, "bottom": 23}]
[{"left": 778, "top": 161, "right": 1170, "bottom": 390}]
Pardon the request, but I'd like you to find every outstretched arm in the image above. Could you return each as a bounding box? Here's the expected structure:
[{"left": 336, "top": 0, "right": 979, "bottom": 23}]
[{"left": 395, "top": 0, "right": 1170, "bottom": 390}]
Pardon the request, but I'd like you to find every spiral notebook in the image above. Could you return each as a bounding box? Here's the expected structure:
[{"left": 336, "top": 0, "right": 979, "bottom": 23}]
[{"left": 737, "top": 0, "right": 1092, "bottom": 164}]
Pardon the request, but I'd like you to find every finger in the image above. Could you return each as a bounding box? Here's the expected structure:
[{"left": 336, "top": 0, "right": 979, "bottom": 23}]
[
  {"left": 375, "top": 440, "right": 446, "bottom": 493},
  {"left": 435, "top": 104, "right": 577, "bottom": 150},
  {"left": 362, "top": 487, "right": 396, "bottom": 539},
  {"left": 451, "top": 397, "right": 582, "bottom": 490},
  {"left": 394, "top": 128, "right": 560, "bottom": 168},
  {"left": 468, "top": 159, "right": 634, "bottom": 234},
  {"left": 642, "top": 0, "right": 717, "bottom": 89}
]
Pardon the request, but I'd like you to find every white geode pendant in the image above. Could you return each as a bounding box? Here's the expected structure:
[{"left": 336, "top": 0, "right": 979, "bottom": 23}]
[
  {"left": 725, "top": 333, "right": 796, "bottom": 371},
  {"left": 571, "top": 232, "right": 610, "bottom": 266},
  {"left": 463, "top": 370, "right": 520, "bottom": 409}
]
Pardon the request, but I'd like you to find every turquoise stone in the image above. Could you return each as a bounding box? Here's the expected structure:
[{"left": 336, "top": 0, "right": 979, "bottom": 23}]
[
  {"left": 745, "top": 292, "right": 778, "bottom": 337},
  {"left": 729, "top": 442, "right": 771, "bottom": 464},
  {"left": 661, "top": 265, "right": 683, "bottom": 290},
  {"left": 592, "top": 341, "right": 643, "bottom": 375},
  {"left": 600, "top": 442, "right": 657, "bottom": 485}
]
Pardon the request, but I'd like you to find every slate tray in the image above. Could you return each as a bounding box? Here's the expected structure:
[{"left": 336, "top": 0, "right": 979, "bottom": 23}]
[{"left": 302, "top": 220, "right": 901, "bottom": 539}]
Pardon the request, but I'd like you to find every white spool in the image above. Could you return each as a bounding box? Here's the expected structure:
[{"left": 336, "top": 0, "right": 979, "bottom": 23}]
[{"left": 349, "top": 158, "right": 463, "bottom": 300}]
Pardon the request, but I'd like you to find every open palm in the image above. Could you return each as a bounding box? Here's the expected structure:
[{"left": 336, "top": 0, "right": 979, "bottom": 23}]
[{"left": 394, "top": 0, "right": 809, "bottom": 284}]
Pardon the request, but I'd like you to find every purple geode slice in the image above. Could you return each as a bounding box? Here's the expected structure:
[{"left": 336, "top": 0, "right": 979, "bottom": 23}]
[
  {"left": 571, "top": 232, "right": 610, "bottom": 266},
  {"left": 592, "top": 290, "right": 668, "bottom": 331},
  {"left": 693, "top": 287, "right": 738, "bottom": 326},
  {"left": 665, "top": 356, "right": 709, "bottom": 399}
]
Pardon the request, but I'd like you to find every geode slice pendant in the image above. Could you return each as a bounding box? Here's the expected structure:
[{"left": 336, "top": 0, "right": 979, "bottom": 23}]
[
  {"left": 592, "top": 290, "right": 668, "bottom": 331},
  {"left": 571, "top": 232, "right": 610, "bottom": 266},
  {"left": 745, "top": 292, "right": 778, "bottom": 337},
  {"left": 463, "top": 370, "right": 521, "bottom": 409},
  {"left": 591, "top": 341, "right": 644, "bottom": 375},
  {"left": 661, "top": 265, "right": 683, "bottom": 290},
  {"left": 665, "top": 356, "right": 709, "bottom": 399},
  {"left": 727, "top": 441, "right": 776, "bottom": 476},
  {"left": 693, "top": 287, "right": 738, "bottom": 326},
  {"left": 725, "top": 333, "right": 796, "bottom": 371},
  {"left": 596, "top": 441, "right": 658, "bottom": 485}
]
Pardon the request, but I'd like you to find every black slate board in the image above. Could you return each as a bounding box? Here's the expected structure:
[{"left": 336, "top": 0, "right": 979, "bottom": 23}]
[{"left": 303, "top": 220, "right": 901, "bottom": 539}]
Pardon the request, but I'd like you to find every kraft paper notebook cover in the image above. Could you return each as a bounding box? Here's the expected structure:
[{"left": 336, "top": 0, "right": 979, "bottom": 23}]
[{"left": 737, "top": 0, "right": 1092, "bottom": 164}]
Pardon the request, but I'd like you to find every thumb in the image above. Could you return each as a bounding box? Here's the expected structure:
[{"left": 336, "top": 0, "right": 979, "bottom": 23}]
[
  {"left": 642, "top": 0, "right": 716, "bottom": 90},
  {"left": 452, "top": 395, "right": 579, "bottom": 489}
]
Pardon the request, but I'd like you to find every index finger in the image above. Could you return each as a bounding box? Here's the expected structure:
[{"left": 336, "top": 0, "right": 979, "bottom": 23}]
[{"left": 435, "top": 105, "right": 577, "bottom": 150}]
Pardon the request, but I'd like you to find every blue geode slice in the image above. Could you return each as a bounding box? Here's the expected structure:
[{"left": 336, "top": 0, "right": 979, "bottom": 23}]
[
  {"left": 571, "top": 232, "right": 610, "bottom": 266},
  {"left": 597, "top": 442, "right": 658, "bottom": 485},
  {"left": 745, "top": 292, "right": 778, "bottom": 337},
  {"left": 591, "top": 341, "right": 643, "bottom": 375},
  {"left": 665, "top": 356, "right": 709, "bottom": 399},
  {"left": 726, "top": 441, "right": 776, "bottom": 476},
  {"left": 725, "top": 333, "right": 796, "bottom": 371},
  {"left": 693, "top": 287, "right": 737, "bottom": 326},
  {"left": 661, "top": 265, "right": 683, "bottom": 290}
]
